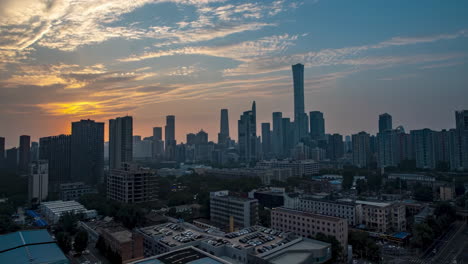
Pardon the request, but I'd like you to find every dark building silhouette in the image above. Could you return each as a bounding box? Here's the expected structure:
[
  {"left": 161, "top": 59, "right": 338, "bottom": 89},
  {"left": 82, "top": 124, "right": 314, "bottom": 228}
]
[
  {"left": 379, "top": 113, "right": 392, "bottom": 133},
  {"left": 218, "top": 109, "right": 230, "bottom": 145},
  {"left": 30, "top": 142, "right": 39, "bottom": 163},
  {"left": 0, "top": 137, "right": 4, "bottom": 168},
  {"left": 186, "top": 133, "right": 196, "bottom": 145},
  {"left": 18, "top": 135, "right": 31, "bottom": 174},
  {"left": 261, "top": 123, "right": 271, "bottom": 157},
  {"left": 238, "top": 102, "right": 257, "bottom": 162},
  {"left": 327, "top": 134, "right": 344, "bottom": 160},
  {"left": 292, "top": 63, "right": 308, "bottom": 143},
  {"left": 152, "top": 127, "right": 164, "bottom": 160},
  {"left": 282, "top": 118, "right": 293, "bottom": 157},
  {"left": 272, "top": 112, "right": 283, "bottom": 156},
  {"left": 310, "top": 111, "right": 325, "bottom": 140},
  {"left": 39, "top": 135, "right": 71, "bottom": 191},
  {"left": 165, "top": 115, "right": 176, "bottom": 161},
  {"left": 109, "top": 116, "right": 133, "bottom": 169},
  {"left": 71, "top": 119, "right": 104, "bottom": 185},
  {"left": 6, "top": 147, "right": 17, "bottom": 171}
]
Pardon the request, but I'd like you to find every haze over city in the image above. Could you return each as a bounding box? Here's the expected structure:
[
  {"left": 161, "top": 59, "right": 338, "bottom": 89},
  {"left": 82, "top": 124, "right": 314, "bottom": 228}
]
[{"left": 1, "top": 0, "right": 468, "bottom": 147}]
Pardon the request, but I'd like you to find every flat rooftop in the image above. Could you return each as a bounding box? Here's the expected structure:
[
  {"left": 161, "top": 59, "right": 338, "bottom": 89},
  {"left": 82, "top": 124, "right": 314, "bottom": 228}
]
[
  {"left": 356, "top": 200, "right": 392, "bottom": 207},
  {"left": 260, "top": 238, "right": 330, "bottom": 264},
  {"left": 130, "top": 247, "right": 230, "bottom": 264},
  {"left": 273, "top": 207, "right": 346, "bottom": 222},
  {"left": 139, "top": 223, "right": 206, "bottom": 248}
]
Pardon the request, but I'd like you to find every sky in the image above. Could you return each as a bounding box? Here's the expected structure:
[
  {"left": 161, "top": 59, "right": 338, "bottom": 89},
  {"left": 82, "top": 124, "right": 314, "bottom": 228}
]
[{"left": 1, "top": 0, "right": 468, "bottom": 148}]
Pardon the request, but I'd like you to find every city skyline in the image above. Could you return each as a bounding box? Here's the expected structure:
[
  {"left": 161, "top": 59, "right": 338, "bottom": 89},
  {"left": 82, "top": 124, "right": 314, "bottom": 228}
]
[{"left": 1, "top": 0, "right": 468, "bottom": 147}]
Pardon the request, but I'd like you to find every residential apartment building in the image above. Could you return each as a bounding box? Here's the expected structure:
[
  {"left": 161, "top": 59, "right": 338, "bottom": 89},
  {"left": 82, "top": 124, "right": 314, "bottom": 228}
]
[
  {"left": 256, "top": 159, "right": 319, "bottom": 176},
  {"left": 356, "top": 200, "right": 406, "bottom": 233}
]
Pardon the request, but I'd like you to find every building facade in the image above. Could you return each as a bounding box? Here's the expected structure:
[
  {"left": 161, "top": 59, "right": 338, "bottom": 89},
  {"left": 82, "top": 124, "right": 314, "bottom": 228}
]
[
  {"left": 109, "top": 116, "right": 133, "bottom": 169},
  {"left": 210, "top": 190, "right": 259, "bottom": 230}
]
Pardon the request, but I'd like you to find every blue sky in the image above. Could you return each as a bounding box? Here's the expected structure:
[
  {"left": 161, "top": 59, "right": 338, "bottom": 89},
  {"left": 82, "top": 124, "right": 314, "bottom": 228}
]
[{"left": 0, "top": 0, "right": 467, "bottom": 147}]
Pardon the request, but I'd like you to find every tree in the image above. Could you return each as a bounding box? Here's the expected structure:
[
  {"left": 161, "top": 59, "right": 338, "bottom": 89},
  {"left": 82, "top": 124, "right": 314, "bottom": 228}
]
[
  {"left": 56, "top": 232, "right": 72, "bottom": 254},
  {"left": 258, "top": 206, "right": 271, "bottom": 227},
  {"left": 342, "top": 171, "right": 354, "bottom": 190},
  {"left": 367, "top": 173, "right": 382, "bottom": 191},
  {"left": 316, "top": 233, "right": 344, "bottom": 263},
  {"left": 411, "top": 223, "right": 434, "bottom": 249},
  {"left": 57, "top": 212, "right": 79, "bottom": 235},
  {"left": 73, "top": 230, "right": 88, "bottom": 254},
  {"left": 356, "top": 179, "right": 368, "bottom": 195},
  {"left": 413, "top": 184, "right": 433, "bottom": 202},
  {"left": 348, "top": 231, "right": 381, "bottom": 262}
]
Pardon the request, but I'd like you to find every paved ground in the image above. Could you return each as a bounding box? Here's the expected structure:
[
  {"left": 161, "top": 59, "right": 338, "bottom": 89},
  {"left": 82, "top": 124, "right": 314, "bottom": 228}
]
[{"left": 70, "top": 241, "right": 109, "bottom": 264}]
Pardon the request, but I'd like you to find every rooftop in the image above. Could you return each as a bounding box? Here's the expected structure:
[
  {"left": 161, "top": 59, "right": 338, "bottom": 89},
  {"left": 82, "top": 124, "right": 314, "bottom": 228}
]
[
  {"left": 356, "top": 200, "right": 392, "bottom": 207},
  {"left": 258, "top": 237, "right": 331, "bottom": 264},
  {"left": 139, "top": 223, "right": 206, "bottom": 248},
  {"left": 129, "top": 247, "right": 231, "bottom": 264},
  {"left": 0, "top": 230, "right": 69, "bottom": 264},
  {"left": 273, "top": 207, "right": 346, "bottom": 222}
]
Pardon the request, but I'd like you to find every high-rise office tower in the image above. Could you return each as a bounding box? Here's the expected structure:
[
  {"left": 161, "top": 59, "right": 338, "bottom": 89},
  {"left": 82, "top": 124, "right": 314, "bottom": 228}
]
[
  {"left": 39, "top": 135, "right": 71, "bottom": 191},
  {"left": 282, "top": 118, "right": 293, "bottom": 157},
  {"left": 292, "top": 63, "right": 308, "bottom": 142},
  {"left": 109, "top": 116, "right": 133, "bottom": 169},
  {"left": 238, "top": 102, "right": 257, "bottom": 162},
  {"left": 218, "top": 109, "right": 230, "bottom": 145},
  {"left": 411, "top": 129, "right": 436, "bottom": 169},
  {"left": 310, "top": 111, "right": 325, "bottom": 140},
  {"left": 30, "top": 142, "right": 39, "bottom": 162},
  {"left": 0, "top": 137, "right": 4, "bottom": 168},
  {"left": 272, "top": 112, "right": 283, "bottom": 156},
  {"left": 6, "top": 147, "right": 17, "bottom": 171},
  {"left": 379, "top": 113, "right": 392, "bottom": 133},
  {"left": 186, "top": 133, "right": 196, "bottom": 145},
  {"left": 261, "top": 123, "right": 271, "bottom": 158},
  {"left": 152, "top": 127, "right": 164, "bottom": 160},
  {"left": 18, "top": 135, "right": 31, "bottom": 174},
  {"left": 327, "top": 134, "right": 344, "bottom": 160},
  {"left": 352, "top": 132, "right": 371, "bottom": 168},
  {"left": 165, "top": 115, "right": 176, "bottom": 160},
  {"left": 71, "top": 119, "right": 104, "bottom": 185}
]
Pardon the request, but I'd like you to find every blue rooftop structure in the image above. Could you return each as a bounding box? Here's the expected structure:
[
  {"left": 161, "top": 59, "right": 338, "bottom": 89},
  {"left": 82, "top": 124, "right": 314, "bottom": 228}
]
[{"left": 0, "top": 230, "right": 69, "bottom": 264}]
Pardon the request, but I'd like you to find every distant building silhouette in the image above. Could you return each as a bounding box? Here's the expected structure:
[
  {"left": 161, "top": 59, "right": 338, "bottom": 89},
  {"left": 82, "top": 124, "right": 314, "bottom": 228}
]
[
  {"left": 352, "top": 132, "right": 370, "bottom": 168},
  {"left": 272, "top": 112, "right": 283, "bottom": 156},
  {"left": 6, "top": 147, "right": 18, "bottom": 171},
  {"left": 292, "top": 63, "right": 308, "bottom": 142},
  {"left": 165, "top": 115, "right": 176, "bottom": 161},
  {"left": 152, "top": 127, "right": 164, "bottom": 160},
  {"left": 70, "top": 119, "right": 104, "bottom": 185},
  {"left": 238, "top": 102, "right": 257, "bottom": 162},
  {"left": 18, "top": 135, "right": 31, "bottom": 174},
  {"left": 0, "top": 137, "right": 4, "bottom": 168},
  {"left": 109, "top": 116, "right": 133, "bottom": 169},
  {"left": 261, "top": 123, "right": 271, "bottom": 158},
  {"left": 39, "top": 135, "right": 71, "bottom": 191},
  {"left": 310, "top": 111, "right": 325, "bottom": 140},
  {"left": 218, "top": 109, "right": 230, "bottom": 145},
  {"left": 379, "top": 113, "right": 392, "bottom": 133}
]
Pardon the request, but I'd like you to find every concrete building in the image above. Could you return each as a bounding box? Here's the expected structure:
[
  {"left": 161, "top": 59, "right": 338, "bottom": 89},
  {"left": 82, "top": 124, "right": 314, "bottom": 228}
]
[
  {"left": 165, "top": 115, "right": 176, "bottom": 161},
  {"left": 292, "top": 64, "right": 309, "bottom": 143},
  {"left": 39, "top": 200, "right": 97, "bottom": 224},
  {"left": 327, "top": 134, "right": 344, "bottom": 161},
  {"left": 107, "top": 163, "right": 159, "bottom": 204},
  {"left": 248, "top": 188, "right": 286, "bottom": 209},
  {"left": 109, "top": 116, "right": 133, "bottom": 169},
  {"left": 29, "top": 160, "right": 48, "bottom": 202},
  {"left": 130, "top": 247, "right": 232, "bottom": 264},
  {"left": 218, "top": 109, "right": 230, "bottom": 146},
  {"left": 39, "top": 135, "right": 72, "bottom": 191},
  {"left": 210, "top": 190, "right": 258, "bottom": 230},
  {"left": 356, "top": 200, "right": 406, "bottom": 233},
  {"left": 261, "top": 122, "right": 271, "bottom": 158},
  {"left": 257, "top": 159, "right": 319, "bottom": 177},
  {"left": 271, "top": 207, "right": 348, "bottom": 254},
  {"left": 452, "top": 110, "right": 468, "bottom": 170},
  {"left": 352, "top": 131, "right": 371, "bottom": 168},
  {"left": 411, "top": 128, "right": 436, "bottom": 169},
  {"left": 71, "top": 119, "right": 104, "bottom": 185},
  {"left": 310, "top": 111, "right": 325, "bottom": 140},
  {"left": 59, "top": 182, "right": 97, "bottom": 201},
  {"left": 440, "top": 184, "right": 455, "bottom": 201},
  {"left": 5, "top": 147, "right": 18, "bottom": 171},
  {"left": 283, "top": 195, "right": 362, "bottom": 226}
]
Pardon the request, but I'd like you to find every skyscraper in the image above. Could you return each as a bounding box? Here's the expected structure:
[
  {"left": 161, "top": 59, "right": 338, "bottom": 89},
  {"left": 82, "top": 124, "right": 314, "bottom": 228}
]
[
  {"left": 310, "top": 111, "right": 325, "bottom": 140},
  {"left": 411, "top": 129, "right": 435, "bottom": 169},
  {"left": 6, "top": 147, "right": 17, "bottom": 171},
  {"left": 261, "top": 123, "right": 271, "bottom": 158},
  {"left": 218, "top": 109, "right": 230, "bottom": 145},
  {"left": 30, "top": 142, "right": 39, "bottom": 163},
  {"left": 327, "top": 134, "right": 344, "bottom": 160},
  {"left": 152, "top": 127, "right": 164, "bottom": 160},
  {"left": 292, "top": 63, "right": 308, "bottom": 142},
  {"left": 352, "top": 132, "right": 370, "bottom": 168},
  {"left": 455, "top": 110, "right": 468, "bottom": 169},
  {"left": 18, "top": 135, "right": 31, "bottom": 174},
  {"left": 282, "top": 117, "right": 293, "bottom": 157},
  {"left": 0, "top": 137, "right": 4, "bottom": 168},
  {"left": 71, "top": 119, "right": 104, "bottom": 185},
  {"left": 272, "top": 112, "right": 283, "bottom": 156},
  {"left": 238, "top": 102, "right": 257, "bottom": 162},
  {"left": 39, "top": 135, "right": 71, "bottom": 191},
  {"left": 165, "top": 115, "right": 176, "bottom": 161},
  {"left": 379, "top": 113, "right": 392, "bottom": 133},
  {"left": 109, "top": 116, "right": 133, "bottom": 169}
]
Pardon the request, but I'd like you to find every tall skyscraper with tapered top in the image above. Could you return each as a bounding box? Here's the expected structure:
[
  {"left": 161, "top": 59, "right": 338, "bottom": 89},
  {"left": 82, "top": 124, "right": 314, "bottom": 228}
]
[
  {"left": 292, "top": 63, "right": 308, "bottom": 143},
  {"left": 165, "top": 115, "right": 176, "bottom": 160},
  {"left": 109, "top": 116, "right": 133, "bottom": 169},
  {"left": 218, "top": 109, "right": 230, "bottom": 145},
  {"left": 70, "top": 119, "right": 104, "bottom": 185}
]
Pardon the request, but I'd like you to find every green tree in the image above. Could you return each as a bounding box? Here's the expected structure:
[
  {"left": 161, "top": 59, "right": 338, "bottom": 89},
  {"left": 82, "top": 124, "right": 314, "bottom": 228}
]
[
  {"left": 348, "top": 231, "right": 381, "bottom": 262},
  {"left": 413, "top": 184, "right": 433, "bottom": 202},
  {"left": 411, "top": 223, "right": 434, "bottom": 249},
  {"left": 356, "top": 179, "right": 368, "bottom": 195},
  {"left": 258, "top": 206, "right": 271, "bottom": 227},
  {"left": 316, "top": 233, "right": 344, "bottom": 263},
  {"left": 57, "top": 212, "right": 79, "bottom": 235},
  {"left": 73, "top": 230, "right": 88, "bottom": 254},
  {"left": 342, "top": 171, "right": 354, "bottom": 190},
  {"left": 56, "top": 232, "right": 72, "bottom": 254}
]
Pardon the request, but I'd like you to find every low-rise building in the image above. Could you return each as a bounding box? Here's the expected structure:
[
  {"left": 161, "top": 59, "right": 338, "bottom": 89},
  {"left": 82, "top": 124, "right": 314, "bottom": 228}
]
[
  {"left": 256, "top": 159, "right": 320, "bottom": 176},
  {"left": 356, "top": 200, "right": 406, "bottom": 233},
  {"left": 248, "top": 188, "right": 285, "bottom": 209},
  {"left": 39, "top": 200, "right": 97, "bottom": 224},
  {"left": 440, "top": 184, "right": 455, "bottom": 201},
  {"left": 271, "top": 207, "right": 348, "bottom": 254},
  {"left": 59, "top": 182, "right": 97, "bottom": 201},
  {"left": 210, "top": 190, "right": 259, "bottom": 230}
]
